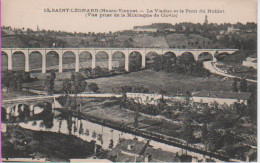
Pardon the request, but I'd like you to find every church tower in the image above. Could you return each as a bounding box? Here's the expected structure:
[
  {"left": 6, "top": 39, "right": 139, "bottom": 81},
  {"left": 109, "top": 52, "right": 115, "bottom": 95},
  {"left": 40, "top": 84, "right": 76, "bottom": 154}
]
[{"left": 204, "top": 15, "right": 208, "bottom": 25}]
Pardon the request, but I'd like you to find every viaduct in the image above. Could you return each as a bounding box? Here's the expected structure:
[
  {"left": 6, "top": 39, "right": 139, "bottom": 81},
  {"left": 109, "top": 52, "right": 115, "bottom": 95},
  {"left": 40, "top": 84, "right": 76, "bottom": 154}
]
[{"left": 1, "top": 48, "right": 238, "bottom": 73}]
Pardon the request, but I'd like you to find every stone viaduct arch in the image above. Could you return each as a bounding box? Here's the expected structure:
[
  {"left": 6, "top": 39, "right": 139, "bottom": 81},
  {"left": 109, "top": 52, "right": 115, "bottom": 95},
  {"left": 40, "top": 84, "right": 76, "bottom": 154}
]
[
  {"left": 79, "top": 51, "right": 92, "bottom": 70},
  {"left": 1, "top": 48, "right": 238, "bottom": 73},
  {"left": 62, "top": 50, "right": 77, "bottom": 72},
  {"left": 198, "top": 52, "right": 214, "bottom": 61},
  {"left": 12, "top": 50, "right": 26, "bottom": 71},
  {"left": 29, "top": 51, "right": 42, "bottom": 71},
  {"left": 46, "top": 51, "right": 59, "bottom": 73},
  {"left": 1, "top": 51, "right": 8, "bottom": 71},
  {"left": 145, "top": 51, "right": 159, "bottom": 67},
  {"left": 215, "top": 51, "right": 232, "bottom": 61},
  {"left": 129, "top": 51, "right": 143, "bottom": 71},
  {"left": 95, "top": 51, "right": 109, "bottom": 69},
  {"left": 112, "top": 51, "right": 126, "bottom": 69}
]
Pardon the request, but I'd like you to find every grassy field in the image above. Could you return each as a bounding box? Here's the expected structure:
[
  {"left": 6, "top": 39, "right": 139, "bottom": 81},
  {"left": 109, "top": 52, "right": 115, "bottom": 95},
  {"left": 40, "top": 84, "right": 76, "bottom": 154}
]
[
  {"left": 84, "top": 69, "right": 234, "bottom": 95},
  {"left": 2, "top": 63, "right": 234, "bottom": 95},
  {"left": 30, "top": 69, "right": 234, "bottom": 95}
]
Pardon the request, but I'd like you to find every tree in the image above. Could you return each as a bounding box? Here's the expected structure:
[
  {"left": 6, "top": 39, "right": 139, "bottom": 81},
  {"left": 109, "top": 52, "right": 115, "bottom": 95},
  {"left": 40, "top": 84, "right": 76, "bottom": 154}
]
[
  {"left": 232, "top": 78, "right": 238, "bottom": 92},
  {"left": 181, "top": 117, "right": 194, "bottom": 153},
  {"left": 204, "top": 126, "right": 219, "bottom": 155},
  {"left": 163, "top": 59, "right": 173, "bottom": 72},
  {"left": 153, "top": 56, "right": 163, "bottom": 71},
  {"left": 88, "top": 82, "right": 99, "bottom": 93},
  {"left": 43, "top": 76, "right": 54, "bottom": 95},
  {"left": 240, "top": 78, "right": 248, "bottom": 92},
  {"left": 121, "top": 86, "right": 132, "bottom": 93},
  {"left": 71, "top": 73, "right": 87, "bottom": 94},
  {"left": 185, "top": 91, "right": 191, "bottom": 104},
  {"left": 159, "top": 89, "right": 167, "bottom": 100},
  {"left": 1, "top": 72, "right": 10, "bottom": 89},
  {"left": 201, "top": 123, "right": 208, "bottom": 144},
  {"left": 93, "top": 66, "right": 106, "bottom": 77},
  {"left": 247, "top": 84, "right": 257, "bottom": 123},
  {"left": 133, "top": 111, "right": 139, "bottom": 129},
  {"left": 234, "top": 102, "right": 247, "bottom": 117},
  {"left": 16, "top": 72, "right": 23, "bottom": 92},
  {"left": 49, "top": 78, "right": 55, "bottom": 95},
  {"left": 129, "top": 53, "right": 142, "bottom": 72},
  {"left": 69, "top": 73, "right": 87, "bottom": 110},
  {"left": 50, "top": 70, "right": 56, "bottom": 80},
  {"left": 177, "top": 53, "right": 195, "bottom": 73},
  {"left": 181, "top": 108, "right": 194, "bottom": 153},
  {"left": 123, "top": 39, "right": 132, "bottom": 48},
  {"left": 62, "top": 78, "right": 72, "bottom": 94}
]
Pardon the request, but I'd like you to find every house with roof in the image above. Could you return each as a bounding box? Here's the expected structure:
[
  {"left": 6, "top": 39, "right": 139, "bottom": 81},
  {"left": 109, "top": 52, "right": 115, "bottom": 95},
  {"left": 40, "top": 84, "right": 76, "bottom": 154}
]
[
  {"left": 191, "top": 91, "right": 251, "bottom": 106},
  {"left": 133, "top": 26, "right": 158, "bottom": 33},
  {"left": 70, "top": 158, "right": 112, "bottom": 162},
  {"left": 106, "top": 138, "right": 194, "bottom": 162},
  {"left": 126, "top": 92, "right": 185, "bottom": 106}
]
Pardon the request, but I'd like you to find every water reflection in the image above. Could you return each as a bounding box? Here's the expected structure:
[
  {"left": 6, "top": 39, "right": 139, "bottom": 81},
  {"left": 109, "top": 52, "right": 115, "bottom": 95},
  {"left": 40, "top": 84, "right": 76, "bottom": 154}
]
[
  {"left": 2, "top": 102, "right": 55, "bottom": 130},
  {"left": 3, "top": 101, "right": 221, "bottom": 161}
]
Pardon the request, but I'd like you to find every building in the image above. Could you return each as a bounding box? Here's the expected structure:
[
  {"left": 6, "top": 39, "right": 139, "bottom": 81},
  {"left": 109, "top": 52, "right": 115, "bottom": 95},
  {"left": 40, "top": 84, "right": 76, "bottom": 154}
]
[
  {"left": 204, "top": 15, "right": 208, "bottom": 25},
  {"left": 192, "top": 91, "right": 251, "bottom": 106},
  {"left": 227, "top": 25, "right": 240, "bottom": 34},
  {"left": 133, "top": 27, "right": 158, "bottom": 33},
  {"left": 1, "top": 123, "right": 7, "bottom": 133},
  {"left": 242, "top": 56, "right": 257, "bottom": 69},
  {"left": 164, "top": 28, "right": 176, "bottom": 33},
  {"left": 107, "top": 139, "right": 183, "bottom": 162},
  {"left": 1, "top": 158, "right": 47, "bottom": 162},
  {"left": 126, "top": 92, "right": 185, "bottom": 105},
  {"left": 70, "top": 158, "right": 112, "bottom": 162}
]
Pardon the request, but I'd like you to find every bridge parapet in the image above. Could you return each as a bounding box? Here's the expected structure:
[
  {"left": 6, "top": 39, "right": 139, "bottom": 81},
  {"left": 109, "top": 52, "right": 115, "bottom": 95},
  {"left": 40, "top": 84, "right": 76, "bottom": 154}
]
[{"left": 2, "top": 97, "right": 54, "bottom": 109}]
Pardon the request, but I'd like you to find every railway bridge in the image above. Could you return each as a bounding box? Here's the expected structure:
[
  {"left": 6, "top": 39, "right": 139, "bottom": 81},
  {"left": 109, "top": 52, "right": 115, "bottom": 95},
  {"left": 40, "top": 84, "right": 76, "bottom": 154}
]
[{"left": 1, "top": 48, "right": 238, "bottom": 73}]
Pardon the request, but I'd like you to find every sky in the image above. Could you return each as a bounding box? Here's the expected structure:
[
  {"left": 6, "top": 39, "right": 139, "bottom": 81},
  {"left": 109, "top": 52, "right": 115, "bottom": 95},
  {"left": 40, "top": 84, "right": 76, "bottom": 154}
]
[{"left": 1, "top": 0, "right": 258, "bottom": 33}]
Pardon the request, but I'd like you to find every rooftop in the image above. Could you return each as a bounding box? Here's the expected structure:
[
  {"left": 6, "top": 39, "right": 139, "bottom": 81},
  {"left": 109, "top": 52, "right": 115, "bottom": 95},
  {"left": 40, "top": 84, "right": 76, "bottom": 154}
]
[{"left": 107, "top": 139, "right": 181, "bottom": 162}]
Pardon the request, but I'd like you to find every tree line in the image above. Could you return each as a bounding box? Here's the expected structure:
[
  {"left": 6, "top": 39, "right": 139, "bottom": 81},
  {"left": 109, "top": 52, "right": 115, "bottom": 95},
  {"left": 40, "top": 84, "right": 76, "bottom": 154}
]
[
  {"left": 150, "top": 54, "right": 211, "bottom": 78},
  {"left": 1, "top": 70, "right": 35, "bottom": 92}
]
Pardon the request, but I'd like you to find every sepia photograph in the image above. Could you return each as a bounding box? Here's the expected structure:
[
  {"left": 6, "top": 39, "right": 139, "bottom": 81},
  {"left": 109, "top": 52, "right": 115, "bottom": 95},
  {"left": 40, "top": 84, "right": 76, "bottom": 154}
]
[{"left": 1, "top": 0, "right": 257, "bottom": 162}]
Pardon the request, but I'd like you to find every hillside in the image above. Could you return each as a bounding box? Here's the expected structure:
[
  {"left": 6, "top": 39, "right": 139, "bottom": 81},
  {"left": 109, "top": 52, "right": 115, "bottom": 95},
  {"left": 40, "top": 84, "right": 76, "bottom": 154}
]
[
  {"left": 134, "top": 23, "right": 173, "bottom": 30},
  {"left": 132, "top": 35, "right": 169, "bottom": 48},
  {"left": 2, "top": 33, "right": 212, "bottom": 49},
  {"left": 222, "top": 51, "right": 256, "bottom": 63},
  {"left": 1, "top": 35, "right": 27, "bottom": 48},
  {"left": 165, "top": 33, "right": 212, "bottom": 49}
]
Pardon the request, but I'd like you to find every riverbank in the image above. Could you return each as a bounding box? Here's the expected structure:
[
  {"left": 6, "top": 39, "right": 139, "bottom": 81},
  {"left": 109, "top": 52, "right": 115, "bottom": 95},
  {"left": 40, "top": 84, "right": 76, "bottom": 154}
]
[
  {"left": 54, "top": 102, "right": 230, "bottom": 161},
  {"left": 1, "top": 125, "right": 100, "bottom": 162}
]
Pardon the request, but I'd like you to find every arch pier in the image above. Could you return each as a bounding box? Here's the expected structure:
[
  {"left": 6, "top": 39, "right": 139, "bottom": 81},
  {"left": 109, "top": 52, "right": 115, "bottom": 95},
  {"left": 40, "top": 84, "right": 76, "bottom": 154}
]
[{"left": 1, "top": 48, "right": 238, "bottom": 73}]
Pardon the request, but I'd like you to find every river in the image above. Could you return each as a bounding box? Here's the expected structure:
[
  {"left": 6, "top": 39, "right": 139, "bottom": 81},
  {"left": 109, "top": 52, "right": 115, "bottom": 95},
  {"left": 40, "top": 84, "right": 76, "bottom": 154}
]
[{"left": 3, "top": 101, "right": 222, "bottom": 162}]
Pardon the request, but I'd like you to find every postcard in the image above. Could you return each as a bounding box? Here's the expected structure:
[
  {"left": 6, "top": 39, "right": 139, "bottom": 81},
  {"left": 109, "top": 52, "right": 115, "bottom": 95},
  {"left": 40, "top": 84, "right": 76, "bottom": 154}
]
[{"left": 1, "top": 0, "right": 257, "bottom": 162}]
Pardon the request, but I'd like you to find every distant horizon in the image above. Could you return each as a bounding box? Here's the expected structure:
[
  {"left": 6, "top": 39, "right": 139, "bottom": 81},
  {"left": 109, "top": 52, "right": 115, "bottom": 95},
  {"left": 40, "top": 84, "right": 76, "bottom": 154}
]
[
  {"left": 2, "top": 0, "right": 257, "bottom": 33},
  {"left": 1, "top": 21, "right": 257, "bottom": 34}
]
